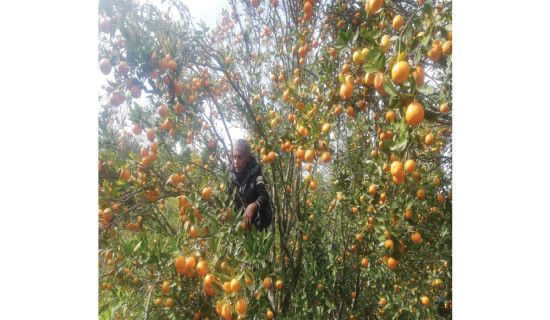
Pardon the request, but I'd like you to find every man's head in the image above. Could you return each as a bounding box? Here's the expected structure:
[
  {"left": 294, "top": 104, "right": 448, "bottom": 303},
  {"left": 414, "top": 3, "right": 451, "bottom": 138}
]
[{"left": 233, "top": 139, "right": 251, "bottom": 173}]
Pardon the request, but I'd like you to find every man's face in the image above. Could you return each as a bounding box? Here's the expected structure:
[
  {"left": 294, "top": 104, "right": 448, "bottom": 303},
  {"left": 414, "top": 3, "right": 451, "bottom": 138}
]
[{"left": 233, "top": 146, "right": 250, "bottom": 173}]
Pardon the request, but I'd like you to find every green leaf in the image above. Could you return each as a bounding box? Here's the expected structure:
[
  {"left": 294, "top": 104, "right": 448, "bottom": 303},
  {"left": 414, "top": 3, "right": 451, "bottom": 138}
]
[
  {"left": 417, "top": 86, "right": 433, "bottom": 95},
  {"left": 424, "top": 109, "right": 437, "bottom": 121},
  {"left": 390, "top": 138, "right": 408, "bottom": 152},
  {"left": 263, "top": 236, "right": 274, "bottom": 255},
  {"left": 383, "top": 82, "right": 398, "bottom": 96},
  {"left": 122, "top": 243, "right": 133, "bottom": 253},
  {"left": 424, "top": 3, "right": 434, "bottom": 18}
]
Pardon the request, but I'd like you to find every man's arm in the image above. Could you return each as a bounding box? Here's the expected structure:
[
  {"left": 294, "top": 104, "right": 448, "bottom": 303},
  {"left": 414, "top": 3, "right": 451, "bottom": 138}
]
[{"left": 253, "top": 173, "right": 269, "bottom": 212}]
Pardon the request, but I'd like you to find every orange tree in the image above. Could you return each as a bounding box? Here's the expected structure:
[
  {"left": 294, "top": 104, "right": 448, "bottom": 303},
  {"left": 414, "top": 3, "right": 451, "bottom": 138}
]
[{"left": 98, "top": 0, "right": 452, "bottom": 319}]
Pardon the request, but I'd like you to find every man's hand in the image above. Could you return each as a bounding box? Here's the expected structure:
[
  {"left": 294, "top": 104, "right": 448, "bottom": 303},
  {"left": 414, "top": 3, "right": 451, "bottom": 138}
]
[{"left": 243, "top": 203, "right": 258, "bottom": 230}]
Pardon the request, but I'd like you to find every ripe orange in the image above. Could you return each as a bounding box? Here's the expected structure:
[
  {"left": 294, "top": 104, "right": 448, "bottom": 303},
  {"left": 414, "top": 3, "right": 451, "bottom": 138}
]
[
  {"left": 202, "top": 187, "right": 211, "bottom": 200},
  {"left": 221, "top": 303, "right": 231, "bottom": 320},
  {"left": 356, "top": 233, "right": 362, "bottom": 241},
  {"left": 235, "top": 298, "right": 247, "bottom": 315},
  {"left": 267, "top": 310, "right": 274, "bottom": 319},
  {"left": 412, "top": 66, "right": 425, "bottom": 87},
  {"left": 374, "top": 72, "right": 385, "bottom": 93},
  {"left": 196, "top": 261, "right": 207, "bottom": 277},
  {"left": 428, "top": 44, "right": 442, "bottom": 62},
  {"left": 385, "top": 239, "right": 394, "bottom": 250},
  {"left": 391, "top": 161, "right": 404, "bottom": 177},
  {"left": 305, "top": 149, "right": 314, "bottom": 162},
  {"left": 385, "top": 110, "right": 396, "bottom": 123},
  {"left": 387, "top": 257, "right": 397, "bottom": 270},
  {"left": 189, "top": 226, "right": 198, "bottom": 238},
  {"left": 321, "top": 151, "right": 332, "bottom": 163},
  {"left": 146, "top": 129, "right": 155, "bottom": 141},
  {"left": 404, "top": 159, "right": 416, "bottom": 173},
  {"left": 417, "top": 189, "right": 425, "bottom": 199},
  {"left": 437, "top": 193, "right": 445, "bottom": 203},
  {"left": 364, "top": 72, "right": 375, "bottom": 85},
  {"left": 442, "top": 40, "right": 452, "bottom": 55},
  {"left": 421, "top": 296, "right": 430, "bottom": 306},
  {"left": 158, "top": 105, "right": 168, "bottom": 118},
  {"left": 380, "top": 297, "right": 387, "bottom": 306},
  {"left": 406, "top": 102, "right": 424, "bottom": 125},
  {"left": 411, "top": 232, "right": 422, "bottom": 243},
  {"left": 223, "top": 281, "right": 232, "bottom": 294},
  {"left": 369, "top": 184, "right": 377, "bottom": 195},
  {"left": 368, "top": 0, "right": 383, "bottom": 14},
  {"left": 391, "top": 61, "right": 410, "bottom": 84},
  {"left": 231, "top": 278, "right": 241, "bottom": 293},
  {"left": 99, "top": 58, "right": 112, "bottom": 75},
  {"left": 263, "top": 277, "right": 271, "bottom": 289},
  {"left": 434, "top": 175, "right": 441, "bottom": 186},
  {"left": 276, "top": 280, "right": 283, "bottom": 289},
  {"left": 340, "top": 81, "right": 354, "bottom": 99},
  {"left": 162, "top": 280, "right": 171, "bottom": 294},
  {"left": 166, "top": 298, "right": 173, "bottom": 308},
  {"left": 440, "top": 103, "right": 449, "bottom": 113},
  {"left": 361, "top": 258, "right": 369, "bottom": 267},
  {"left": 392, "top": 15, "right": 404, "bottom": 31},
  {"left": 404, "top": 208, "right": 412, "bottom": 219},
  {"left": 155, "top": 298, "right": 162, "bottom": 306}
]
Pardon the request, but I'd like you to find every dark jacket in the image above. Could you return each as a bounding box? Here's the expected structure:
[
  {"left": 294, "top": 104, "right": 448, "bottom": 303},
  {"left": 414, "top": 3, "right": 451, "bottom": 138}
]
[{"left": 228, "top": 156, "right": 272, "bottom": 232}]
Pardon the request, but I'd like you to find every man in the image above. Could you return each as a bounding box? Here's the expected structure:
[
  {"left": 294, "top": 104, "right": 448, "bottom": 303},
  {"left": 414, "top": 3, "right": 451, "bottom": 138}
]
[{"left": 228, "top": 139, "right": 272, "bottom": 232}]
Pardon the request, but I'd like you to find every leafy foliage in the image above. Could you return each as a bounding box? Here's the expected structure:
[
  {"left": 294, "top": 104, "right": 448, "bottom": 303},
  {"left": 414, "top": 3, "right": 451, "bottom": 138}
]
[{"left": 98, "top": 0, "right": 452, "bottom": 319}]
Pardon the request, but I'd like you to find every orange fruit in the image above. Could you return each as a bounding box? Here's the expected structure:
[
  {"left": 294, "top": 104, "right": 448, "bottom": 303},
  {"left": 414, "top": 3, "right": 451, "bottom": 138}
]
[
  {"left": 380, "top": 297, "right": 387, "bottom": 306},
  {"left": 434, "top": 176, "right": 441, "bottom": 186},
  {"left": 304, "top": 1, "right": 313, "bottom": 20},
  {"left": 440, "top": 103, "right": 449, "bottom": 113},
  {"left": 356, "top": 233, "right": 362, "bottom": 241},
  {"left": 368, "top": 184, "right": 377, "bottom": 195},
  {"left": 385, "top": 110, "right": 396, "bottom": 123},
  {"left": 340, "top": 81, "right": 354, "bottom": 99},
  {"left": 392, "top": 15, "right": 404, "bottom": 31},
  {"left": 158, "top": 105, "right": 168, "bottom": 118},
  {"left": 406, "top": 102, "right": 424, "bottom": 125},
  {"left": 99, "top": 58, "right": 112, "bottom": 75},
  {"left": 304, "top": 149, "right": 315, "bottom": 162},
  {"left": 391, "top": 61, "right": 410, "bottom": 84},
  {"left": 404, "top": 208, "right": 412, "bottom": 219},
  {"left": 236, "top": 298, "right": 247, "bottom": 315},
  {"left": 411, "top": 232, "right": 422, "bottom": 243},
  {"left": 221, "top": 303, "right": 231, "bottom": 320},
  {"left": 374, "top": 72, "right": 385, "bottom": 93},
  {"left": 351, "top": 291, "right": 357, "bottom": 299},
  {"left": 263, "top": 277, "right": 271, "bottom": 289},
  {"left": 425, "top": 133, "right": 435, "bottom": 145},
  {"left": 202, "top": 187, "right": 211, "bottom": 200},
  {"left": 380, "top": 34, "right": 391, "bottom": 48},
  {"left": 368, "top": 0, "right": 383, "bottom": 14},
  {"left": 385, "top": 239, "right": 394, "bottom": 250},
  {"left": 421, "top": 296, "right": 430, "bottom": 306},
  {"left": 166, "top": 298, "right": 173, "bottom": 308},
  {"left": 267, "top": 310, "right": 274, "bottom": 319},
  {"left": 390, "top": 161, "right": 404, "bottom": 177},
  {"left": 155, "top": 298, "right": 162, "bottom": 306},
  {"left": 442, "top": 40, "right": 452, "bottom": 55},
  {"left": 321, "top": 151, "right": 332, "bottom": 163},
  {"left": 276, "top": 280, "right": 283, "bottom": 289},
  {"left": 412, "top": 66, "right": 425, "bottom": 87},
  {"left": 146, "top": 129, "right": 156, "bottom": 141},
  {"left": 223, "top": 281, "right": 232, "bottom": 294},
  {"left": 361, "top": 258, "right": 369, "bottom": 267},
  {"left": 392, "top": 174, "right": 405, "bottom": 185},
  {"left": 404, "top": 159, "right": 416, "bottom": 174},
  {"left": 309, "top": 180, "right": 317, "bottom": 190},
  {"left": 196, "top": 261, "right": 207, "bottom": 277},
  {"left": 417, "top": 189, "right": 425, "bottom": 199},
  {"left": 428, "top": 44, "right": 442, "bottom": 62},
  {"left": 364, "top": 72, "right": 375, "bottom": 85},
  {"left": 437, "top": 193, "right": 445, "bottom": 203},
  {"left": 231, "top": 278, "right": 241, "bottom": 293},
  {"left": 162, "top": 280, "right": 171, "bottom": 294},
  {"left": 387, "top": 257, "right": 397, "bottom": 270}
]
